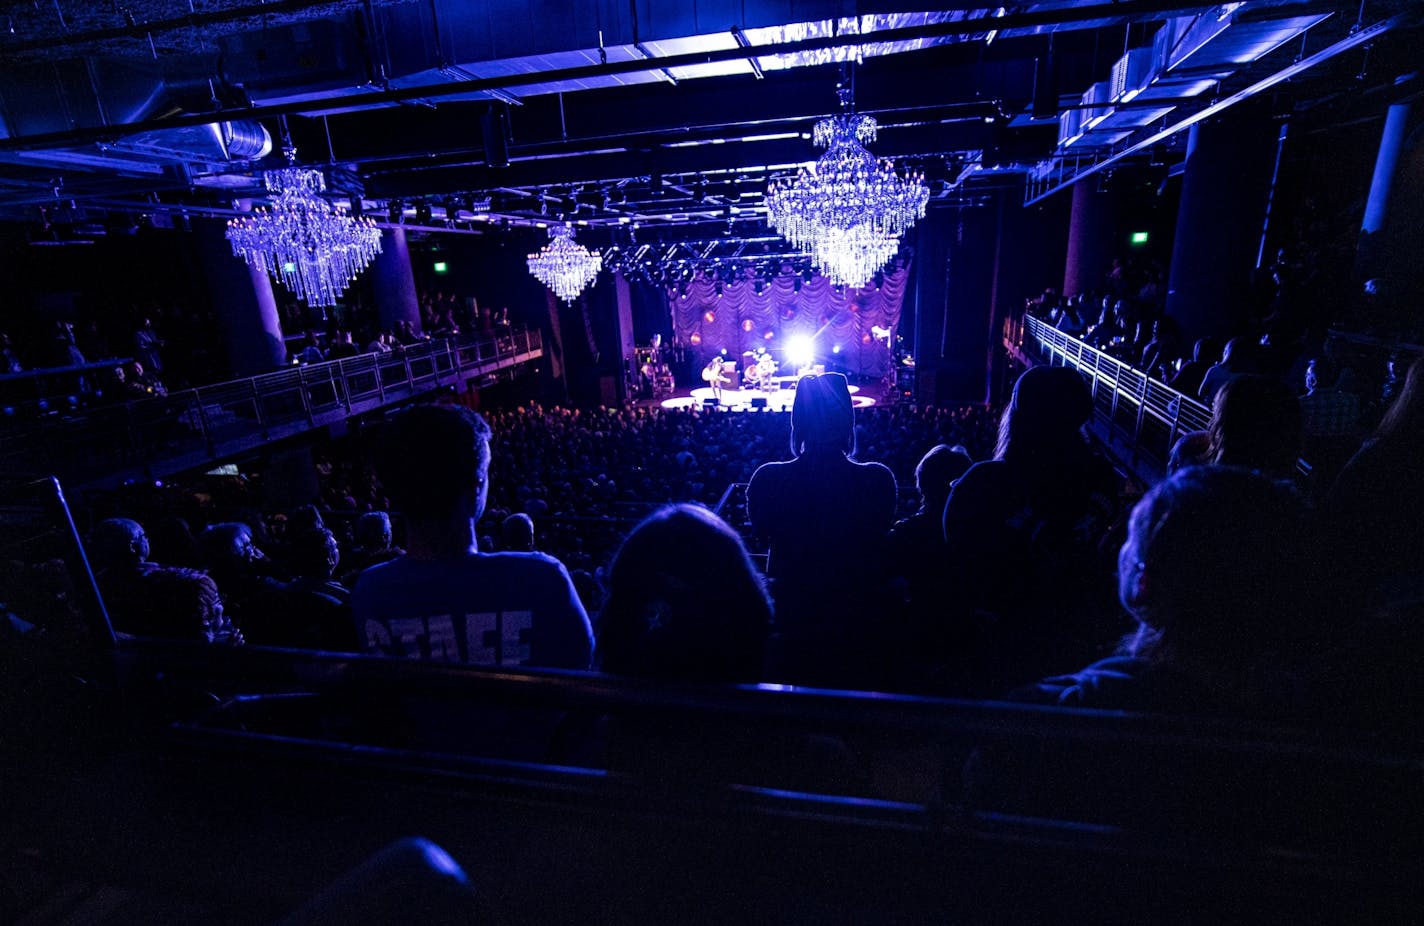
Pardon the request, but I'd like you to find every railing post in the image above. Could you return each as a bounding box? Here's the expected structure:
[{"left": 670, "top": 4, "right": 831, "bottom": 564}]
[
  {"left": 335, "top": 360, "right": 351, "bottom": 413},
  {"left": 1133, "top": 374, "right": 1150, "bottom": 464},
  {"left": 298, "top": 368, "right": 315, "bottom": 426},
  {"left": 252, "top": 378, "right": 268, "bottom": 438},
  {"left": 195, "top": 390, "right": 216, "bottom": 457}
]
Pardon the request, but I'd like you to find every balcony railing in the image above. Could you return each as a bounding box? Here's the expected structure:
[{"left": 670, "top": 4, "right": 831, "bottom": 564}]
[
  {"left": 0, "top": 328, "right": 542, "bottom": 488},
  {"left": 1012, "top": 315, "right": 1212, "bottom": 480}
]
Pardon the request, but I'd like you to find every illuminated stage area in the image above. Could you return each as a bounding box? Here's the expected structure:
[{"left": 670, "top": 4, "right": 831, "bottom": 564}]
[{"left": 656, "top": 380, "right": 877, "bottom": 411}]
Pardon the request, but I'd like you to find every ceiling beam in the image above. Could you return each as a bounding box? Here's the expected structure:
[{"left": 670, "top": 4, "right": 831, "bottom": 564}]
[{"left": 0, "top": 0, "right": 1224, "bottom": 153}]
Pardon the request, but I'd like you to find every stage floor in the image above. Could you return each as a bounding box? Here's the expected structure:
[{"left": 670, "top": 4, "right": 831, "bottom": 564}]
[{"left": 636, "top": 379, "right": 887, "bottom": 412}]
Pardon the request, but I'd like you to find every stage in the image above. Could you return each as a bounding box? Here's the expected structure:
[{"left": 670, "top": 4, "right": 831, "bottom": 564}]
[{"left": 637, "top": 378, "right": 886, "bottom": 412}]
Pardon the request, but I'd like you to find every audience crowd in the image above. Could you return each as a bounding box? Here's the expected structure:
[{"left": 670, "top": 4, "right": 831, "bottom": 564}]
[
  {"left": 19, "top": 338, "right": 1409, "bottom": 730},
  {"left": 4, "top": 265, "right": 1423, "bottom": 840}
]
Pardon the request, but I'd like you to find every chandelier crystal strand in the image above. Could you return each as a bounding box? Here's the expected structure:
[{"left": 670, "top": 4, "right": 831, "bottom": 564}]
[
  {"left": 766, "top": 112, "right": 928, "bottom": 287},
  {"left": 226, "top": 154, "right": 382, "bottom": 308},
  {"left": 527, "top": 224, "right": 602, "bottom": 302}
]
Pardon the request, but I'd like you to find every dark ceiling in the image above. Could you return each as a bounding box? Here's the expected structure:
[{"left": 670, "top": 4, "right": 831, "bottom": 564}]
[{"left": 0, "top": 0, "right": 1418, "bottom": 252}]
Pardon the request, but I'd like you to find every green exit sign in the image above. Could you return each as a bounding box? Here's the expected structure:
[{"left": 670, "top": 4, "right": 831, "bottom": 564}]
[
  {"left": 1130, "top": 231, "right": 1150, "bottom": 246},
  {"left": 433, "top": 261, "right": 448, "bottom": 273}
]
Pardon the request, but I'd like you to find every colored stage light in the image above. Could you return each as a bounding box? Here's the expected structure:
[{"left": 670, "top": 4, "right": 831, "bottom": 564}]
[{"left": 1130, "top": 231, "right": 1149, "bottom": 245}]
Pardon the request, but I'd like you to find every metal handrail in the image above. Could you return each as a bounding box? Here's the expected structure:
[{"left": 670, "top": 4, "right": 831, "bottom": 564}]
[
  {"left": 0, "top": 328, "right": 543, "bottom": 487},
  {"left": 1016, "top": 316, "right": 1212, "bottom": 477}
]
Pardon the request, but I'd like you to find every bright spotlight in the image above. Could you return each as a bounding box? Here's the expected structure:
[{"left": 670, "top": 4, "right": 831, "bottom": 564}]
[
  {"left": 786, "top": 335, "right": 815, "bottom": 369},
  {"left": 832, "top": 344, "right": 841, "bottom": 354}
]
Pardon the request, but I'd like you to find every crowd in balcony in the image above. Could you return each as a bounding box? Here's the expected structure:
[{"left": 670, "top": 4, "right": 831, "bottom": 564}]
[{"left": 0, "top": 287, "right": 519, "bottom": 420}]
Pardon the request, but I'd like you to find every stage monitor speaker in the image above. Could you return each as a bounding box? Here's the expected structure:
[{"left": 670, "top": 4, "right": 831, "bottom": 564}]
[
  {"left": 750, "top": 397, "right": 769, "bottom": 409},
  {"left": 482, "top": 106, "right": 510, "bottom": 168}
]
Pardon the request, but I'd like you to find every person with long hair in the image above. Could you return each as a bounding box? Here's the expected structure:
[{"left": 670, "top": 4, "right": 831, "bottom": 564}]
[
  {"left": 1205, "top": 374, "right": 1303, "bottom": 480},
  {"left": 1325, "top": 353, "right": 1424, "bottom": 598},
  {"left": 938, "top": 366, "right": 1123, "bottom": 695},
  {"left": 598, "top": 504, "right": 771, "bottom": 683},
  {"left": 747, "top": 373, "right": 897, "bottom": 688}
]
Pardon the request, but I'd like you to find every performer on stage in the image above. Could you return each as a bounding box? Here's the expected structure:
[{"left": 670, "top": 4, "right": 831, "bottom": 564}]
[{"left": 702, "top": 355, "right": 730, "bottom": 401}]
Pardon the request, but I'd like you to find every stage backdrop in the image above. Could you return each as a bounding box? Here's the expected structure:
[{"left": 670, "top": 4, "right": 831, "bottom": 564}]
[{"left": 668, "top": 267, "right": 908, "bottom": 378}]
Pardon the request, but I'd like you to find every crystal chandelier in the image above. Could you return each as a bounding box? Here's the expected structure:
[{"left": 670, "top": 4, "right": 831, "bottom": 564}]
[
  {"left": 527, "top": 224, "right": 602, "bottom": 302},
  {"left": 226, "top": 148, "right": 383, "bottom": 308},
  {"left": 766, "top": 88, "right": 928, "bottom": 287}
]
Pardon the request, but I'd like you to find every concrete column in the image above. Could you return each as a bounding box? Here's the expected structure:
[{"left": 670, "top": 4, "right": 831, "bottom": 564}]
[
  {"left": 1062, "top": 179, "right": 1114, "bottom": 299},
  {"left": 1165, "top": 109, "right": 1280, "bottom": 342},
  {"left": 369, "top": 226, "right": 423, "bottom": 334},
  {"left": 195, "top": 216, "right": 287, "bottom": 377},
  {"left": 1362, "top": 94, "right": 1415, "bottom": 236},
  {"left": 1357, "top": 78, "right": 1418, "bottom": 283}
]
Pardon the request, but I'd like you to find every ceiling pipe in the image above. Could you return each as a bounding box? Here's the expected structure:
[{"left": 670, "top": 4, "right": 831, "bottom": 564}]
[
  {"left": 0, "top": 0, "right": 1224, "bottom": 153},
  {"left": 1025, "top": 12, "right": 1404, "bottom": 204}
]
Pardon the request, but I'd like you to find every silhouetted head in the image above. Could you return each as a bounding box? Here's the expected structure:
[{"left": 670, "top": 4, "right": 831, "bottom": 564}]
[
  {"left": 201, "top": 522, "right": 264, "bottom": 575},
  {"left": 90, "top": 518, "right": 149, "bottom": 571},
  {"left": 790, "top": 372, "right": 855, "bottom": 457},
  {"left": 1206, "top": 375, "right": 1301, "bottom": 478},
  {"left": 1305, "top": 355, "right": 1339, "bottom": 393},
  {"left": 377, "top": 405, "right": 492, "bottom": 522},
  {"left": 353, "top": 511, "right": 392, "bottom": 552},
  {"left": 599, "top": 504, "right": 770, "bottom": 683},
  {"left": 1376, "top": 354, "right": 1424, "bottom": 446},
  {"left": 1192, "top": 337, "right": 1222, "bottom": 364},
  {"left": 995, "top": 366, "right": 1093, "bottom": 465},
  {"left": 501, "top": 513, "right": 536, "bottom": 552},
  {"left": 915, "top": 444, "right": 973, "bottom": 511},
  {"left": 1118, "top": 466, "right": 1303, "bottom": 663},
  {"left": 290, "top": 527, "right": 340, "bottom": 580},
  {"left": 144, "top": 569, "right": 228, "bottom": 642},
  {"left": 1220, "top": 337, "right": 1257, "bottom": 370}
]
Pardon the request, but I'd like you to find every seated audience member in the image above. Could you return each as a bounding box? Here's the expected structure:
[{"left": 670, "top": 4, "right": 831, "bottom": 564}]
[
  {"left": 1325, "top": 354, "right": 1424, "bottom": 599},
  {"left": 589, "top": 503, "right": 861, "bottom": 791},
  {"left": 200, "top": 521, "right": 282, "bottom": 625},
  {"left": 1299, "top": 354, "right": 1363, "bottom": 490},
  {"left": 1207, "top": 375, "right": 1303, "bottom": 480},
  {"left": 353, "top": 404, "right": 593, "bottom": 669},
  {"left": 940, "top": 366, "right": 1123, "bottom": 695},
  {"left": 326, "top": 330, "right": 360, "bottom": 360},
  {"left": 1024, "top": 466, "right": 1311, "bottom": 714},
  {"left": 886, "top": 444, "right": 972, "bottom": 683},
  {"left": 969, "top": 468, "right": 1363, "bottom": 844},
  {"left": 1168, "top": 337, "right": 1222, "bottom": 398},
  {"left": 339, "top": 511, "right": 403, "bottom": 585},
  {"left": 599, "top": 504, "right": 771, "bottom": 683},
  {"left": 1138, "top": 316, "right": 1182, "bottom": 379},
  {"left": 748, "top": 373, "right": 898, "bottom": 689},
  {"left": 1197, "top": 337, "right": 1258, "bottom": 403},
  {"left": 1299, "top": 355, "right": 1362, "bottom": 439},
  {"left": 500, "top": 513, "right": 536, "bottom": 553},
  {"left": 243, "top": 527, "right": 358, "bottom": 651},
  {"left": 125, "top": 360, "right": 166, "bottom": 397},
  {"left": 1168, "top": 375, "right": 1302, "bottom": 480},
  {"left": 90, "top": 518, "right": 241, "bottom": 644}
]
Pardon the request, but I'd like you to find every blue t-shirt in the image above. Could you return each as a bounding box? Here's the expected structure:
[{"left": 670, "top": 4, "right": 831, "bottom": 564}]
[{"left": 352, "top": 552, "right": 594, "bottom": 670}]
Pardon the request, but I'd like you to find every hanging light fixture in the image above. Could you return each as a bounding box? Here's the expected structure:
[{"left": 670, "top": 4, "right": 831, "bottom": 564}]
[
  {"left": 226, "top": 145, "right": 382, "bottom": 308},
  {"left": 527, "top": 224, "right": 602, "bottom": 302},
  {"left": 765, "top": 81, "right": 928, "bottom": 287}
]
